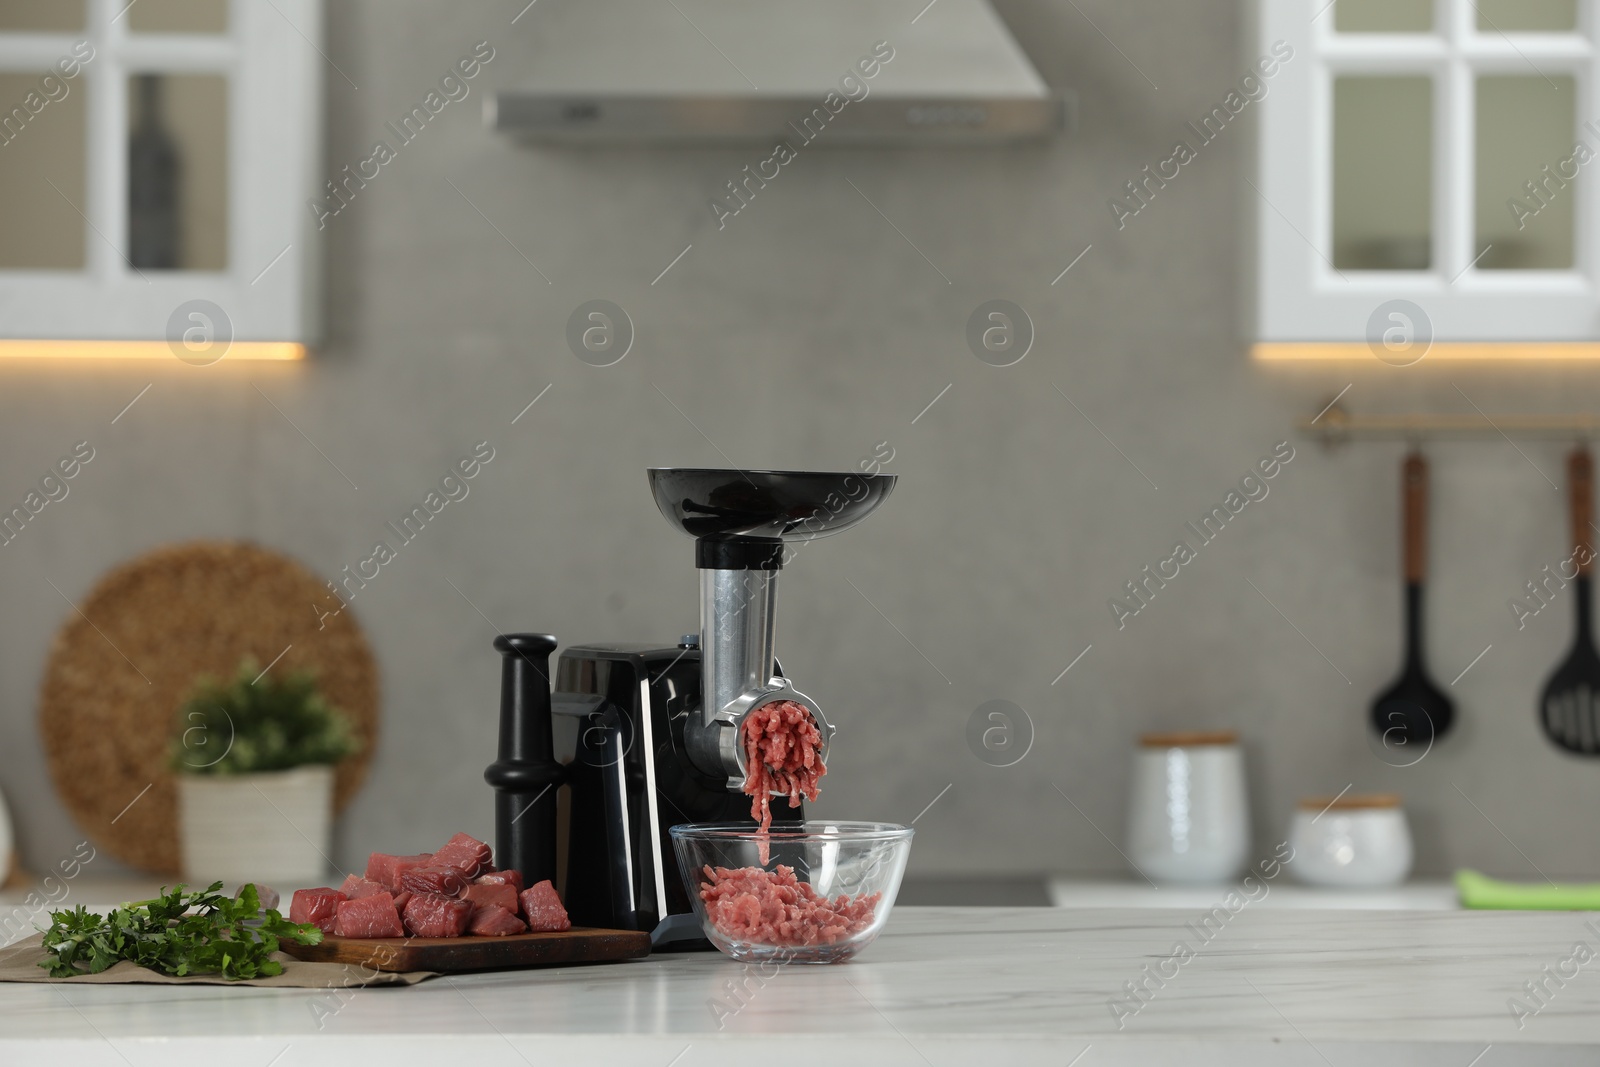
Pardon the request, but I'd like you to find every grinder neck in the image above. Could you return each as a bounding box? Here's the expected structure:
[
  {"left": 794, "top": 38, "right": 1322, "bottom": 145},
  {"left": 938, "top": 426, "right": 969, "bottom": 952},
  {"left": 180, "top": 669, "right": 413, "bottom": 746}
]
[
  {"left": 687, "top": 537, "right": 830, "bottom": 787},
  {"left": 697, "top": 537, "right": 784, "bottom": 728}
]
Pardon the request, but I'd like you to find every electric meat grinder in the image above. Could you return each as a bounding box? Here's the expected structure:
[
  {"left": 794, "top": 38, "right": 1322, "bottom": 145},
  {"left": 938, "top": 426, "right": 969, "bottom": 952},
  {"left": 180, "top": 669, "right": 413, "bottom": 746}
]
[{"left": 484, "top": 467, "right": 896, "bottom": 947}]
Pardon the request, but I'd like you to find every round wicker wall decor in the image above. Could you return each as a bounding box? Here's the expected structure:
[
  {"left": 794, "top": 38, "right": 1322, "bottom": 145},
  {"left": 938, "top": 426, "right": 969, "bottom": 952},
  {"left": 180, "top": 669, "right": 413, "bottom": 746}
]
[{"left": 39, "top": 541, "right": 378, "bottom": 873}]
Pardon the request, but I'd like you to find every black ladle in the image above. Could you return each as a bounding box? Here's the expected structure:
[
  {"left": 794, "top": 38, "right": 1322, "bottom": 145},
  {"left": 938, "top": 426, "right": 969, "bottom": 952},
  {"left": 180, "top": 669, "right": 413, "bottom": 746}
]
[
  {"left": 1538, "top": 446, "right": 1600, "bottom": 755},
  {"left": 1371, "top": 452, "right": 1454, "bottom": 753}
]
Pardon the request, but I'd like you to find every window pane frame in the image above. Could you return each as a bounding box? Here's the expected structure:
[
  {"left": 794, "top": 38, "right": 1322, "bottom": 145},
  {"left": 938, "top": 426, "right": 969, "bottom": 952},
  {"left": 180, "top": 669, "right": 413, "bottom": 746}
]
[
  {"left": 1256, "top": 0, "right": 1599, "bottom": 343},
  {"left": 0, "top": 0, "right": 320, "bottom": 343}
]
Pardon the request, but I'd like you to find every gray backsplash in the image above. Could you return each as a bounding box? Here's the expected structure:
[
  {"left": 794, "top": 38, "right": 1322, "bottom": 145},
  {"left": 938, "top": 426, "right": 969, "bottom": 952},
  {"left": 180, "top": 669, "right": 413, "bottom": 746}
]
[{"left": 2, "top": 0, "right": 1598, "bottom": 883}]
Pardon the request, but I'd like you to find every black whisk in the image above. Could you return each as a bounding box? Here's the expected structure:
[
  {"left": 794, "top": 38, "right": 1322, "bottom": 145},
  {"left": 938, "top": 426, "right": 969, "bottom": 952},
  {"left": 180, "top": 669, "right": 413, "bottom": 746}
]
[{"left": 1539, "top": 446, "right": 1600, "bottom": 756}]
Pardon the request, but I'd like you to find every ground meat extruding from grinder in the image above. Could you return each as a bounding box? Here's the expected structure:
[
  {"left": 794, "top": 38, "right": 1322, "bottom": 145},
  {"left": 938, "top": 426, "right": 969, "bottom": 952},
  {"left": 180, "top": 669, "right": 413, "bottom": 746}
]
[
  {"left": 741, "top": 700, "right": 825, "bottom": 835},
  {"left": 699, "top": 864, "right": 879, "bottom": 947},
  {"left": 721, "top": 704, "right": 848, "bottom": 939}
]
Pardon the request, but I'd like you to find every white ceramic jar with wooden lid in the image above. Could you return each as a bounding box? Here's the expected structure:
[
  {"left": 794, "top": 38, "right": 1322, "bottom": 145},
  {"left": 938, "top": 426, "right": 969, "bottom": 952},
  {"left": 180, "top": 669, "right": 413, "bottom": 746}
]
[
  {"left": 1289, "top": 793, "right": 1413, "bottom": 887},
  {"left": 1126, "top": 731, "right": 1249, "bottom": 885}
]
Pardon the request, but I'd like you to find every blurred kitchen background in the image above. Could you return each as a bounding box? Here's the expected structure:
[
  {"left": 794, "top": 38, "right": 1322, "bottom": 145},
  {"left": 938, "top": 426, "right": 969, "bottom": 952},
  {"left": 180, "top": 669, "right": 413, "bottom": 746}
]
[{"left": 1, "top": 0, "right": 1598, "bottom": 890}]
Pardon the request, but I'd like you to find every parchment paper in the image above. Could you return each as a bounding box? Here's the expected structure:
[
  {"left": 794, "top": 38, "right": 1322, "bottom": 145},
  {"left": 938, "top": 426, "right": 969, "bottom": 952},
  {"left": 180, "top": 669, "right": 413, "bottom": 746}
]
[{"left": 0, "top": 934, "right": 437, "bottom": 987}]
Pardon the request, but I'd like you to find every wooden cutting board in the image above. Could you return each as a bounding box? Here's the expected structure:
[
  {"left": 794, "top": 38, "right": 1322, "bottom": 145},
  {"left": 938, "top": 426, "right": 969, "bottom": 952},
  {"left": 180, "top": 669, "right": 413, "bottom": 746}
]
[{"left": 281, "top": 927, "right": 652, "bottom": 973}]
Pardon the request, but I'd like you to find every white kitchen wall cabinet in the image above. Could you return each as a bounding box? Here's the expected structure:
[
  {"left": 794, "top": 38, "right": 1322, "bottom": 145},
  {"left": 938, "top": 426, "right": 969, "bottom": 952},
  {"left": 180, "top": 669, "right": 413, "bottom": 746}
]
[
  {"left": 0, "top": 0, "right": 320, "bottom": 354},
  {"left": 1255, "top": 0, "right": 1600, "bottom": 357}
]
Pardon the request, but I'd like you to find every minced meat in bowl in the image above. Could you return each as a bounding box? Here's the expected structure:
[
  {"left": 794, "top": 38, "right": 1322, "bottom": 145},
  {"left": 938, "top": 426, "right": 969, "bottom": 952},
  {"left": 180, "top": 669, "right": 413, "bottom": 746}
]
[{"left": 670, "top": 821, "right": 914, "bottom": 964}]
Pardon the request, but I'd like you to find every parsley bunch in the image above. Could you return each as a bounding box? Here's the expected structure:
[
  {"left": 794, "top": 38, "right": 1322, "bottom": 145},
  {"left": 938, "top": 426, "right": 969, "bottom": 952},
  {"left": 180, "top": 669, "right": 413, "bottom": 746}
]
[{"left": 39, "top": 882, "right": 322, "bottom": 980}]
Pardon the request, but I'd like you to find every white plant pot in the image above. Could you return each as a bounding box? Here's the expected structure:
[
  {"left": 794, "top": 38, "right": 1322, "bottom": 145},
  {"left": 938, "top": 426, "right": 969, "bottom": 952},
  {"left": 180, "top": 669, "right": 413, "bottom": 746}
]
[{"left": 177, "top": 765, "right": 334, "bottom": 888}]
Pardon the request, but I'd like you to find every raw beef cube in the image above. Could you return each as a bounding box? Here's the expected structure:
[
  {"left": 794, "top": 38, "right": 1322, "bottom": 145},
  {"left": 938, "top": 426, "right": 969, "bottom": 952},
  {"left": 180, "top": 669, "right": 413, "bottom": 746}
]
[
  {"left": 338, "top": 874, "right": 389, "bottom": 899},
  {"left": 462, "top": 882, "right": 518, "bottom": 916},
  {"left": 333, "top": 892, "right": 404, "bottom": 938},
  {"left": 432, "top": 832, "right": 494, "bottom": 877},
  {"left": 402, "top": 892, "right": 473, "bottom": 938},
  {"left": 289, "top": 887, "right": 344, "bottom": 934},
  {"left": 468, "top": 905, "right": 526, "bottom": 937},
  {"left": 401, "top": 865, "right": 469, "bottom": 897},
  {"left": 392, "top": 890, "right": 413, "bottom": 914},
  {"left": 518, "top": 880, "right": 571, "bottom": 933},
  {"left": 366, "top": 852, "right": 433, "bottom": 890},
  {"left": 475, "top": 869, "right": 524, "bottom": 893}
]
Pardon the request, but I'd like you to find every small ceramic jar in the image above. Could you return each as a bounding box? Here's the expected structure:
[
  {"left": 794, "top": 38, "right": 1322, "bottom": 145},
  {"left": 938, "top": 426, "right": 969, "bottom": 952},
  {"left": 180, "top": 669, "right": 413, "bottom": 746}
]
[
  {"left": 1126, "top": 731, "right": 1249, "bottom": 885},
  {"left": 1288, "top": 793, "right": 1413, "bottom": 887}
]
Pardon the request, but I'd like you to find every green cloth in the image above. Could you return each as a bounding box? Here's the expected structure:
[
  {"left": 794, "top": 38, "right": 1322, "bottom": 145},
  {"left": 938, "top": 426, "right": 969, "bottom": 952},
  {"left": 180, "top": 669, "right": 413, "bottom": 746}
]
[{"left": 1457, "top": 869, "right": 1600, "bottom": 910}]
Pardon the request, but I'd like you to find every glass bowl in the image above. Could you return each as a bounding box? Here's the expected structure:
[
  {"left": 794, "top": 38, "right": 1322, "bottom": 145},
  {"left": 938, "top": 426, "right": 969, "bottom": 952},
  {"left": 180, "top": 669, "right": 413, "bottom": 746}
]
[{"left": 670, "top": 821, "right": 913, "bottom": 964}]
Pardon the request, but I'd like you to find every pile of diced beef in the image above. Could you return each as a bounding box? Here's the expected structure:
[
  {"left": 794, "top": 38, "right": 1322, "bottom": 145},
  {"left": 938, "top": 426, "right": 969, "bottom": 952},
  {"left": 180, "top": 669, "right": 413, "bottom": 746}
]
[{"left": 288, "top": 832, "right": 571, "bottom": 939}]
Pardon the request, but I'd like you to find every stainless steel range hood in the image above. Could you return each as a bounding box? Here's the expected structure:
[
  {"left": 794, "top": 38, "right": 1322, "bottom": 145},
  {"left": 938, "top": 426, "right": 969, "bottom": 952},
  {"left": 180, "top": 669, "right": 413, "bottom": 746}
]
[{"left": 488, "top": 0, "right": 1070, "bottom": 145}]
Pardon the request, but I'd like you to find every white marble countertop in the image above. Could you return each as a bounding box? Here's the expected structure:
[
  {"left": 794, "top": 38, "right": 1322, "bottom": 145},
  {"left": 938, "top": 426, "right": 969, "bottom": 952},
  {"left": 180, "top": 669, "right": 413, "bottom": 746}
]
[
  {"left": 3, "top": 904, "right": 1600, "bottom": 1064},
  {"left": 1047, "top": 877, "right": 1459, "bottom": 910}
]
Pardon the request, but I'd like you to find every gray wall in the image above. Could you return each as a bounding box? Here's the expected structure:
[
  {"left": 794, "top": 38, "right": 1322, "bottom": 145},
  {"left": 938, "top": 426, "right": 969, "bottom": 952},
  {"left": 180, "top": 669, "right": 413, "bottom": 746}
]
[{"left": 4, "top": 0, "right": 1600, "bottom": 884}]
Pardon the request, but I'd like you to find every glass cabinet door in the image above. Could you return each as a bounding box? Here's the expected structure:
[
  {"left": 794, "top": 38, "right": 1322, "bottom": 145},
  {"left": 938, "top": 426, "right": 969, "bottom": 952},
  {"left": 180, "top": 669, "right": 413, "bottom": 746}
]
[
  {"left": 1332, "top": 76, "right": 1434, "bottom": 270},
  {"left": 0, "top": 69, "right": 88, "bottom": 269},
  {"left": 1336, "top": 0, "right": 1434, "bottom": 33},
  {"left": 1475, "top": 0, "right": 1575, "bottom": 32},
  {"left": 126, "top": 0, "right": 228, "bottom": 34},
  {"left": 1474, "top": 74, "right": 1576, "bottom": 270},
  {"left": 1255, "top": 0, "right": 1600, "bottom": 345},
  {"left": 0, "top": 0, "right": 321, "bottom": 346},
  {"left": 0, "top": 0, "right": 84, "bottom": 32},
  {"left": 125, "top": 73, "right": 228, "bottom": 271}
]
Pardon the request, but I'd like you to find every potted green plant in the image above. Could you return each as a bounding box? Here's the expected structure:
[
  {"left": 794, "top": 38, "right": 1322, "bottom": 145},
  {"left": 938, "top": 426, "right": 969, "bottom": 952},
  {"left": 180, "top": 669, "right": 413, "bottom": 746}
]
[{"left": 171, "top": 659, "right": 359, "bottom": 885}]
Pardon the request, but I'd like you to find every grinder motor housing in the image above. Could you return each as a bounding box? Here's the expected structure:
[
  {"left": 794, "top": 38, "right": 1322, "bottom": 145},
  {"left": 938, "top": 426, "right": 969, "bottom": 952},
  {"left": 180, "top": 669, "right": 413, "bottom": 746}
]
[{"left": 486, "top": 468, "right": 896, "bottom": 948}]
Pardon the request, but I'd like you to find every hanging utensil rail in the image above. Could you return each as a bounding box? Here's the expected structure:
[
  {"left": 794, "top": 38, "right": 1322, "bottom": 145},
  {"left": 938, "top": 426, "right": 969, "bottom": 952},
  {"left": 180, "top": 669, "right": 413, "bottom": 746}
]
[{"left": 1301, "top": 403, "right": 1600, "bottom": 443}]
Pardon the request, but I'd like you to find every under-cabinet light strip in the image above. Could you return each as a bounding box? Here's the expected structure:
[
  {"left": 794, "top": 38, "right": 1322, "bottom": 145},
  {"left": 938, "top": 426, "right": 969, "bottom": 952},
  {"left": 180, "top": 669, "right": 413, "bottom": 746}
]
[
  {"left": 1255, "top": 343, "right": 1600, "bottom": 363},
  {"left": 1300, "top": 410, "right": 1600, "bottom": 440},
  {"left": 0, "top": 341, "right": 305, "bottom": 361}
]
